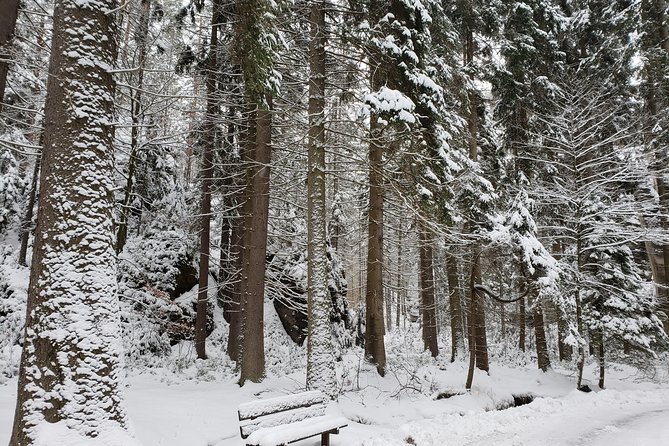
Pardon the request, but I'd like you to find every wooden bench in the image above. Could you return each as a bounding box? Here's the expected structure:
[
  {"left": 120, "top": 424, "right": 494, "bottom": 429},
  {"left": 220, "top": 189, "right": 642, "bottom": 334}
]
[{"left": 238, "top": 390, "right": 348, "bottom": 446}]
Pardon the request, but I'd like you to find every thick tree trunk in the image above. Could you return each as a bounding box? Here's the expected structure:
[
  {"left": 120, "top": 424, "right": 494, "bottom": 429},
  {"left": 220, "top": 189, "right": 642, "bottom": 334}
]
[
  {"left": 364, "top": 114, "right": 387, "bottom": 376},
  {"left": 419, "top": 225, "right": 438, "bottom": 357},
  {"left": 10, "top": 0, "right": 136, "bottom": 442},
  {"left": 446, "top": 252, "right": 465, "bottom": 362},
  {"left": 0, "top": 0, "right": 20, "bottom": 115},
  {"left": 239, "top": 99, "right": 272, "bottom": 384},
  {"left": 306, "top": 1, "right": 336, "bottom": 397},
  {"left": 18, "top": 153, "right": 41, "bottom": 266}
]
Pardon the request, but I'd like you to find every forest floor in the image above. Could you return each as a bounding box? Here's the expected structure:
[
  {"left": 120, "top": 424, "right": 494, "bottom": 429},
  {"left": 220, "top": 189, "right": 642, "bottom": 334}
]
[{"left": 1, "top": 355, "right": 668, "bottom": 446}]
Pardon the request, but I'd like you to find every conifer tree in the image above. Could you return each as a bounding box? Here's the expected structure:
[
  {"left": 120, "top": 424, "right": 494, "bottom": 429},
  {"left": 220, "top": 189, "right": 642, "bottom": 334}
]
[
  {"left": 10, "top": 0, "right": 138, "bottom": 442},
  {"left": 640, "top": 0, "right": 669, "bottom": 330},
  {"left": 306, "top": 0, "right": 337, "bottom": 396},
  {"left": 235, "top": 0, "right": 281, "bottom": 385}
]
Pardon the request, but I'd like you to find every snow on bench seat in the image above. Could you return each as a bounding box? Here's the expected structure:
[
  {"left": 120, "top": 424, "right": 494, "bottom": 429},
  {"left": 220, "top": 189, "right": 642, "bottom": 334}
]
[
  {"left": 245, "top": 415, "right": 349, "bottom": 446},
  {"left": 240, "top": 404, "right": 327, "bottom": 438},
  {"left": 238, "top": 390, "right": 348, "bottom": 446},
  {"left": 239, "top": 390, "right": 326, "bottom": 421}
]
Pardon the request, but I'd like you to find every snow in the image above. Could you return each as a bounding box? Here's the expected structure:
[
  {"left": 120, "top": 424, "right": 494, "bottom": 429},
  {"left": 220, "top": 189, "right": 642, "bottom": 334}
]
[
  {"left": 238, "top": 390, "right": 325, "bottom": 420},
  {"left": 2, "top": 358, "right": 668, "bottom": 446},
  {"left": 31, "top": 421, "right": 142, "bottom": 446},
  {"left": 245, "top": 415, "right": 347, "bottom": 446},
  {"left": 364, "top": 87, "right": 416, "bottom": 124}
]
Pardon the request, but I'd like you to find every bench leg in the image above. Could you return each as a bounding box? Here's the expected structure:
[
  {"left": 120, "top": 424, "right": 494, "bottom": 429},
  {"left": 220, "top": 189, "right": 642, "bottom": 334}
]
[{"left": 321, "top": 432, "right": 330, "bottom": 446}]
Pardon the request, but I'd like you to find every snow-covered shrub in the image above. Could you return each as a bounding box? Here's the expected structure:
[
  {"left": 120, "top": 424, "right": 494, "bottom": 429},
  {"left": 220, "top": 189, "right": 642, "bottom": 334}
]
[
  {"left": 0, "top": 263, "right": 25, "bottom": 381},
  {"left": 267, "top": 241, "right": 356, "bottom": 353},
  {"left": 0, "top": 148, "right": 26, "bottom": 235},
  {"left": 117, "top": 190, "right": 202, "bottom": 364}
]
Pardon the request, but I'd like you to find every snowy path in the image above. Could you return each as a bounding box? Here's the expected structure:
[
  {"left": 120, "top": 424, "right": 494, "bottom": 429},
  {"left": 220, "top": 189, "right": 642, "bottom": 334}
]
[
  {"left": 583, "top": 407, "right": 669, "bottom": 446},
  {"left": 365, "top": 388, "right": 669, "bottom": 446},
  {"left": 460, "top": 399, "right": 669, "bottom": 446}
]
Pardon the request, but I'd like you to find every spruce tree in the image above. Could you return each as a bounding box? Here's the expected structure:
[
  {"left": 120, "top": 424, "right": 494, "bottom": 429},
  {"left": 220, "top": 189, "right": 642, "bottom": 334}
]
[{"left": 10, "top": 0, "right": 137, "bottom": 442}]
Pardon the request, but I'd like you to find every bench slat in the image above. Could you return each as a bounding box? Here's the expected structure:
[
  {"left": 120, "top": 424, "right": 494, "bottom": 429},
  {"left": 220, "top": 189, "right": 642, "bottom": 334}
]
[
  {"left": 238, "top": 390, "right": 326, "bottom": 421},
  {"left": 240, "top": 404, "right": 326, "bottom": 438},
  {"left": 245, "top": 415, "right": 348, "bottom": 446}
]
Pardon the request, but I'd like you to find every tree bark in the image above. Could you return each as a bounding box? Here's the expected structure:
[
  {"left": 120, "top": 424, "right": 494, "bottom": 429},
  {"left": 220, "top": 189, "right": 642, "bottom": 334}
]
[
  {"left": 364, "top": 112, "right": 387, "bottom": 376},
  {"left": 226, "top": 205, "right": 244, "bottom": 361},
  {"left": 446, "top": 251, "right": 465, "bottom": 362},
  {"left": 557, "top": 312, "right": 573, "bottom": 361},
  {"left": 396, "top": 220, "right": 403, "bottom": 329},
  {"left": 597, "top": 329, "right": 605, "bottom": 389},
  {"left": 465, "top": 255, "right": 477, "bottom": 390},
  {"left": 471, "top": 256, "right": 489, "bottom": 372},
  {"left": 238, "top": 99, "right": 272, "bottom": 384},
  {"left": 225, "top": 106, "right": 250, "bottom": 361},
  {"left": 419, "top": 225, "right": 438, "bottom": 357},
  {"left": 306, "top": 0, "right": 336, "bottom": 397},
  {"left": 11, "top": 0, "right": 135, "bottom": 441},
  {"left": 576, "top": 238, "right": 586, "bottom": 389},
  {"left": 530, "top": 289, "right": 551, "bottom": 371},
  {"left": 645, "top": 0, "right": 669, "bottom": 332},
  {"left": 519, "top": 296, "right": 526, "bottom": 352},
  {"left": 194, "top": 0, "right": 222, "bottom": 361}
]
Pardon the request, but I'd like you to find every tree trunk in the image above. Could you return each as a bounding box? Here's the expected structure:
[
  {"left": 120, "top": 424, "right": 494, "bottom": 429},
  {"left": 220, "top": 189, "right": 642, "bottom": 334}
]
[
  {"left": 464, "top": 28, "right": 488, "bottom": 375},
  {"left": 364, "top": 113, "right": 386, "bottom": 376},
  {"left": 194, "top": 0, "right": 222, "bottom": 361},
  {"left": 226, "top": 205, "right": 244, "bottom": 361},
  {"left": 597, "top": 329, "right": 605, "bottom": 389},
  {"left": 575, "top": 242, "right": 586, "bottom": 389},
  {"left": 115, "top": 0, "right": 152, "bottom": 253},
  {"left": 10, "top": 0, "right": 135, "bottom": 441},
  {"left": 446, "top": 252, "right": 465, "bottom": 362},
  {"left": 519, "top": 296, "right": 526, "bottom": 352},
  {"left": 238, "top": 99, "right": 272, "bottom": 384},
  {"left": 226, "top": 109, "right": 248, "bottom": 362},
  {"left": 18, "top": 153, "right": 41, "bottom": 266},
  {"left": 472, "top": 256, "right": 489, "bottom": 372},
  {"left": 465, "top": 255, "right": 477, "bottom": 390},
  {"left": 557, "top": 312, "right": 573, "bottom": 361},
  {"left": 0, "top": 0, "right": 19, "bottom": 115},
  {"left": 419, "top": 225, "right": 438, "bottom": 357},
  {"left": 395, "top": 220, "right": 402, "bottom": 329},
  {"left": 306, "top": 0, "right": 336, "bottom": 397},
  {"left": 531, "top": 289, "right": 551, "bottom": 371},
  {"left": 646, "top": 2, "right": 669, "bottom": 332},
  {"left": 217, "top": 98, "right": 238, "bottom": 310}
]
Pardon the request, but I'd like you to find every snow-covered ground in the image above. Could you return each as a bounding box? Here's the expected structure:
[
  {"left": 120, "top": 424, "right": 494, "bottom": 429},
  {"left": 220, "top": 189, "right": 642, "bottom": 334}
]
[
  {"left": 2, "top": 249, "right": 668, "bottom": 445},
  {"left": 2, "top": 358, "right": 668, "bottom": 446}
]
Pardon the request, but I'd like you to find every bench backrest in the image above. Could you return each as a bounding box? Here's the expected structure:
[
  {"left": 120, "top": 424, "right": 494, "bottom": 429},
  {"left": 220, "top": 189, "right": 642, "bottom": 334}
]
[{"left": 238, "top": 390, "right": 328, "bottom": 439}]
